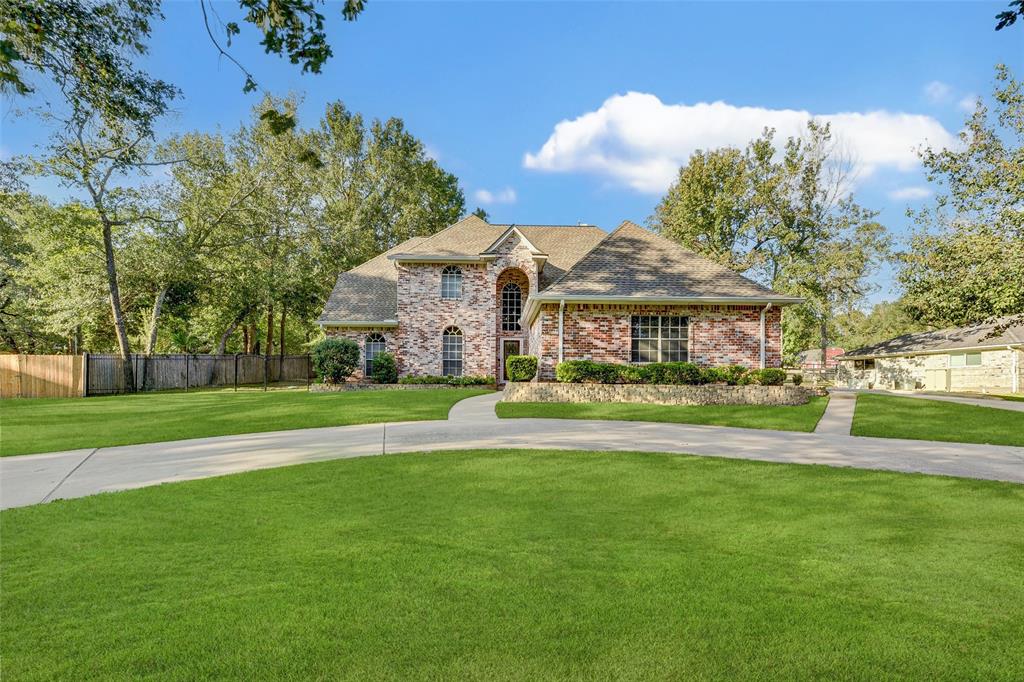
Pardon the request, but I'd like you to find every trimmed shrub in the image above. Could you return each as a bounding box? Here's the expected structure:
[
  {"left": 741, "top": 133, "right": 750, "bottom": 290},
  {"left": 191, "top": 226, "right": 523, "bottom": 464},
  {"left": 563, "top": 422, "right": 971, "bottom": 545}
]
[
  {"left": 398, "top": 375, "right": 494, "bottom": 386},
  {"left": 645, "top": 361, "right": 702, "bottom": 385},
  {"left": 312, "top": 338, "right": 360, "bottom": 384},
  {"left": 792, "top": 373, "right": 803, "bottom": 386},
  {"left": 505, "top": 355, "right": 538, "bottom": 382},
  {"left": 744, "top": 368, "right": 787, "bottom": 386},
  {"left": 370, "top": 352, "right": 398, "bottom": 384}
]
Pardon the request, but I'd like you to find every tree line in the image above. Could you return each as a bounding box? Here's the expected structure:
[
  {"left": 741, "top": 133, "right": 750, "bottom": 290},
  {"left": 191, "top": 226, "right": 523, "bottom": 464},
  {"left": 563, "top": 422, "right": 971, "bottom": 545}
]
[{"left": 648, "top": 65, "right": 1023, "bottom": 361}]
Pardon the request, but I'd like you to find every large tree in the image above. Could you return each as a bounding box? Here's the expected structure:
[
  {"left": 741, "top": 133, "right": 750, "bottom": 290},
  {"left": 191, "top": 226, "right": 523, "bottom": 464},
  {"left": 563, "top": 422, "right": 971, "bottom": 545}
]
[
  {"left": 896, "top": 65, "right": 1024, "bottom": 329},
  {"left": 649, "top": 122, "right": 890, "bottom": 363}
]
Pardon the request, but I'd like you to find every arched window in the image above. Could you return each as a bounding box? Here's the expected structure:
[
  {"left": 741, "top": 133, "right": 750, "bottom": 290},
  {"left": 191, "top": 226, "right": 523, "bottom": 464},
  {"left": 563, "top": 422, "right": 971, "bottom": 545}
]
[
  {"left": 441, "top": 266, "right": 463, "bottom": 300},
  {"left": 364, "top": 333, "right": 386, "bottom": 377},
  {"left": 501, "top": 282, "right": 522, "bottom": 331},
  {"left": 442, "top": 326, "right": 464, "bottom": 376}
]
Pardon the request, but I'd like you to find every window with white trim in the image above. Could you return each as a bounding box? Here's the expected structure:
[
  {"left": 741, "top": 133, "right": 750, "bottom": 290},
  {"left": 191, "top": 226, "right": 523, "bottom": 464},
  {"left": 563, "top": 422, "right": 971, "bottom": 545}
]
[
  {"left": 442, "top": 326, "right": 464, "bottom": 376},
  {"left": 501, "top": 283, "right": 522, "bottom": 331},
  {"left": 364, "top": 333, "right": 386, "bottom": 376},
  {"left": 441, "top": 266, "right": 462, "bottom": 300},
  {"left": 949, "top": 352, "right": 982, "bottom": 367},
  {"left": 630, "top": 316, "right": 688, "bottom": 363}
]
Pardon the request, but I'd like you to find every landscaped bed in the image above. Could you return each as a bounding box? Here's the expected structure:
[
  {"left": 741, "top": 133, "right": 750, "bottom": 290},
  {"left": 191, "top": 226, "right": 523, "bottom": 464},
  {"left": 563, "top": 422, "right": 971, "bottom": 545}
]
[
  {"left": 497, "top": 396, "right": 830, "bottom": 432},
  {"left": 0, "top": 388, "right": 489, "bottom": 456},
  {"left": 852, "top": 394, "right": 1024, "bottom": 447},
  {"left": 3, "top": 449, "right": 1021, "bottom": 679}
]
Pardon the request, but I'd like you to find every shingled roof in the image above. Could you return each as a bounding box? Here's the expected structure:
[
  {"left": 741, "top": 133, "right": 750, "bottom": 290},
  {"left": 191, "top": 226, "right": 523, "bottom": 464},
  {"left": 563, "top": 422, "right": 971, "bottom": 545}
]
[
  {"left": 530, "top": 221, "right": 798, "bottom": 301},
  {"left": 317, "top": 236, "right": 427, "bottom": 325},
  {"left": 840, "top": 316, "right": 1024, "bottom": 359}
]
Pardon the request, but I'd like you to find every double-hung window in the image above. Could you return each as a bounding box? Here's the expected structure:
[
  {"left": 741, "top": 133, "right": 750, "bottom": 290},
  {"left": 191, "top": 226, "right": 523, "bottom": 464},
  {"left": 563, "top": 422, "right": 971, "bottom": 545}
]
[
  {"left": 364, "top": 333, "right": 386, "bottom": 376},
  {"left": 441, "top": 266, "right": 462, "bottom": 300},
  {"left": 630, "top": 316, "right": 688, "bottom": 363},
  {"left": 442, "top": 326, "right": 464, "bottom": 376}
]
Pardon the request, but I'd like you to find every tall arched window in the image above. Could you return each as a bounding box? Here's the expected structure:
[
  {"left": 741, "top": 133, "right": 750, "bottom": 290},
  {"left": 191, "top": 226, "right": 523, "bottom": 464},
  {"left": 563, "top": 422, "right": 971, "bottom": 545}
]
[
  {"left": 364, "top": 333, "right": 386, "bottom": 376},
  {"left": 501, "top": 282, "right": 522, "bottom": 331},
  {"left": 441, "top": 266, "right": 463, "bottom": 300},
  {"left": 442, "top": 326, "right": 464, "bottom": 376}
]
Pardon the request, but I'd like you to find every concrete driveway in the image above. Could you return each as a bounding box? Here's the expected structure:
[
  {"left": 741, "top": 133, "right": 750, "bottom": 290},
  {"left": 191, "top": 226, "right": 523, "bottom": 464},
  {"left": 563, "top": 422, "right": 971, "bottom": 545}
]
[{"left": 2, "top": 392, "right": 1022, "bottom": 510}]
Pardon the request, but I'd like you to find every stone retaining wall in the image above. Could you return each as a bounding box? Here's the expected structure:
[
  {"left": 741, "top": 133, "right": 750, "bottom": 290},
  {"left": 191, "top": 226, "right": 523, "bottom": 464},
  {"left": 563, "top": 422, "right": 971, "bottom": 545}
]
[
  {"left": 502, "top": 382, "right": 814, "bottom": 406},
  {"left": 311, "top": 383, "right": 494, "bottom": 393}
]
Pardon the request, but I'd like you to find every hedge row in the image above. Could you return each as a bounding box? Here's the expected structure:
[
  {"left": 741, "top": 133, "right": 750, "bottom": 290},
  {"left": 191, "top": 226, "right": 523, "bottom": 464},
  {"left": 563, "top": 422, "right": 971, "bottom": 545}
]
[
  {"left": 555, "top": 360, "right": 787, "bottom": 386},
  {"left": 398, "top": 374, "right": 495, "bottom": 386}
]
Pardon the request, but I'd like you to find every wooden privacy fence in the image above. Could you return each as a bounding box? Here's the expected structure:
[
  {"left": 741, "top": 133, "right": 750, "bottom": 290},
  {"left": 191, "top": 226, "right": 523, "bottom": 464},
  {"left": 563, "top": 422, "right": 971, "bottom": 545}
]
[
  {"left": 0, "top": 354, "right": 85, "bottom": 398},
  {"left": 1, "top": 354, "right": 313, "bottom": 398}
]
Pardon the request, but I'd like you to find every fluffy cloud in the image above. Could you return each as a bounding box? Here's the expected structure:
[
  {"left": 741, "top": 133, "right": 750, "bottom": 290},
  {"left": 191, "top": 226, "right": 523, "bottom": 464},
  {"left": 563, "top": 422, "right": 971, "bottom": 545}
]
[
  {"left": 923, "top": 80, "right": 953, "bottom": 103},
  {"left": 958, "top": 95, "right": 979, "bottom": 113},
  {"left": 887, "top": 186, "right": 933, "bottom": 201},
  {"left": 474, "top": 187, "right": 517, "bottom": 204},
  {"left": 523, "top": 92, "right": 956, "bottom": 194}
]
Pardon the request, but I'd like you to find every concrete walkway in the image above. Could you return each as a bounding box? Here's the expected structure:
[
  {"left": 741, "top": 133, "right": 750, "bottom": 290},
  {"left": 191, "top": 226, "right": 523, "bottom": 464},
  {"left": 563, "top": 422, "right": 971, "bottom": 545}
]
[
  {"left": 3, "top": 392, "right": 1022, "bottom": 510},
  {"left": 814, "top": 391, "right": 857, "bottom": 435}
]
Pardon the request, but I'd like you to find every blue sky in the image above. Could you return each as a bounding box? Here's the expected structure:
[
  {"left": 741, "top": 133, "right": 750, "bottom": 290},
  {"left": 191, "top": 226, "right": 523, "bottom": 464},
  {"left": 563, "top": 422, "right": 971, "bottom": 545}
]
[{"left": 3, "top": 1, "right": 1021, "bottom": 302}]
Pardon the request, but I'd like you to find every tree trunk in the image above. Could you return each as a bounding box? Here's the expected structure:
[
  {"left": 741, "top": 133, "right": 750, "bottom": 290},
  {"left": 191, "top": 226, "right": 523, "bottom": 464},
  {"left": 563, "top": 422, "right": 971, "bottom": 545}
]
[
  {"left": 216, "top": 313, "right": 246, "bottom": 355},
  {"left": 279, "top": 303, "right": 286, "bottom": 360},
  {"left": 243, "top": 324, "right": 251, "bottom": 354},
  {"left": 265, "top": 304, "right": 274, "bottom": 359},
  {"left": 819, "top": 317, "right": 829, "bottom": 372},
  {"left": 102, "top": 220, "right": 135, "bottom": 391},
  {"left": 145, "top": 286, "right": 168, "bottom": 356}
]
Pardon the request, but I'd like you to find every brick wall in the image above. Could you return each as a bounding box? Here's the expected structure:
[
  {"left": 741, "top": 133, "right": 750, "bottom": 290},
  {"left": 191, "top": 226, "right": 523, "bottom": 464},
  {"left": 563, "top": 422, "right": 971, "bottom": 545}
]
[
  {"left": 323, "top": 327, "right": 397, "bottom": 381},
  {"left": 394, "top": 231, "right": 540, "bottom": 378},
  {"left": 535, "top": 303, "right": 783, "bottom": 380}
]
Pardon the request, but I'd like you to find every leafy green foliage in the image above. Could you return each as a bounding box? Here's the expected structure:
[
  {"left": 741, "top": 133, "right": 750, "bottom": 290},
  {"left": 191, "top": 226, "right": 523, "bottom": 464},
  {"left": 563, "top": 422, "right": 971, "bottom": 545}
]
[
  {"left": 504, "top": 355, "right": 538, "bottom": 382},
  {"left": 792, "top": 373, "right": 803, "bottom": 386},
  {"left": 398, "top": 375, "right": 494, "bottom": 386},
  {"left": 742, "top": 368, "right": 787, "bottom": 386},
  {"left": 370, "top": 352, "right": 397, "bottom": 384},
  {"left": 996, "top": 0, "right": 1024, "bottom": 29},
  {"left": 556, "top": 360, "right": 754, "bottom": 386},
  {"left": 312, "top": 338, "right": 359, "bottom": 384},
  {"left": 832, "top": 300, "right": 927, "bottom": 353},
  {"left": 699, "top": 364, "right": 749, "bottom": 385},
  {"left": 897, "top": 66, "right": 1024, "bottom": 330}
]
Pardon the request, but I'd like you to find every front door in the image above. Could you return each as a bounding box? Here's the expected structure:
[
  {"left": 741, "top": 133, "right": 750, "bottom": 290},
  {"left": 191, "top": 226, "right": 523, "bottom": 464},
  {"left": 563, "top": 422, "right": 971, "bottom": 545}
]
[{"left": 501, "top": 339, "right": 521, "bottom": 383}]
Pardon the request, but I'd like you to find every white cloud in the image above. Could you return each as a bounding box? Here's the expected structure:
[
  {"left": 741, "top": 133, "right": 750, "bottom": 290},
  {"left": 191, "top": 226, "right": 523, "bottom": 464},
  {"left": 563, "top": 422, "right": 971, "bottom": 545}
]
[
  {"left": 957, "top": 95, "right": 978, "bottom": 113},
  {"left": 523, "top": 92, "right": 956, "bottom": 194},
  {"left": 923, "top": 81, "right": 953, "bottom": 103},
  {"left": 887, "top": 186, "right": 932, "bottom": 201},
  {"left": 474, "top": 187, "right": 517, "bottom": 204},
  {"left": 423, "top": 144, "right": 441, "bottom": 161}
]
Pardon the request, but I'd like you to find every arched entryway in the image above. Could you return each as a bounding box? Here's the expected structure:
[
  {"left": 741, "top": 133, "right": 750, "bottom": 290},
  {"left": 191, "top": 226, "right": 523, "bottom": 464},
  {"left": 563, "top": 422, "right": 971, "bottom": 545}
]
[{"left": 495, "top": 268, "right": 530, "bottom": 382}]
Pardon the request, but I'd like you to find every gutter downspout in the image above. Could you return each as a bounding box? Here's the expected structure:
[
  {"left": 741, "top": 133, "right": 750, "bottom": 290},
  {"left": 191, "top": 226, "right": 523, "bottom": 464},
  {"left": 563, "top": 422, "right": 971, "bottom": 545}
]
[
  {"left": 759, "top": 303, "right": 773, "bottom": 369},
  {"left": 558, "top": 299, "right": 566, "bottom": 365}
]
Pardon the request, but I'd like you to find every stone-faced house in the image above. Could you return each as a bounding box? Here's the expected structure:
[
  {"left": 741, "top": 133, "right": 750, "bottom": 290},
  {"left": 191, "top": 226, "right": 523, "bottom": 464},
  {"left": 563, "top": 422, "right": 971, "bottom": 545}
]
[
  {"left": 836, "top": 317, "right": 1024, "bottom": 394},
  {"left": 317, "top": 216, "right": 802, "bottom": 382}
]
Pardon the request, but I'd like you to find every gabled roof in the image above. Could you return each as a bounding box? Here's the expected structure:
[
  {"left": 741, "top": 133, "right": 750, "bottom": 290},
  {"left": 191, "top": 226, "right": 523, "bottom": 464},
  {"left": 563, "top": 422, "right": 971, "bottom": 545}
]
[
  {"left": 317, "top": 236, "right": 427, "bottom": 325},
  {"left": 839, "top": 317, "right": 1024, "bottom": 359},
  {"left": 527, "top": 221, "right": 800, "bottom": 306}
]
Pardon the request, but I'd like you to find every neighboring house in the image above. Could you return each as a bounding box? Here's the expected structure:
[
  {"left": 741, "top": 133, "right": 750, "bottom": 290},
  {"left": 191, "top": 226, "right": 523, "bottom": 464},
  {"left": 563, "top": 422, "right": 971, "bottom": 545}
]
[
  {"left": 317, "top": 216, "right": 802, "bottom": 383},
  {"left": 835, "top": 317, "right": 1024, "bottom": 394},
  {"left": 795, "top": 347, "right": 844, "bottom": 370}
]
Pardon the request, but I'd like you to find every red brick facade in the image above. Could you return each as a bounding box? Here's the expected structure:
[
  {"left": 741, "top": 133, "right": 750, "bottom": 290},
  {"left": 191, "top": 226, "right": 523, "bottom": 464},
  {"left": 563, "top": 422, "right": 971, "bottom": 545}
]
[{"left": 327, "top": 231, "right": 784, "bottom": 383}]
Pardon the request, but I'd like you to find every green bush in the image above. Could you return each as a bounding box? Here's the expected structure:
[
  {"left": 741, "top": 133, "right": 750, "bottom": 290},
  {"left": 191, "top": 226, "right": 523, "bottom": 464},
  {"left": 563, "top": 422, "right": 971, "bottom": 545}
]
[
  {"left": 721, "top": 364, "right": 749, "bottom": 385},
  {"left": 557, "top": 360, "right": 701, "bottom": 385},
  {"left": 312, "top": 338, "right": 360, "bottom": 384},
  {"left": 792, "top": 373, "right": 803, "bottom": 386},
  {"left": 555, "top": 360, "right": 618, "bottom": 383},
  {"left": 744, "top": 368, "right": 787, "bottom": 386},
  {"left": 645, "top": 361, "right": 702, "bottom": 385},
  {"left": 505, "top": 355, "right": 538, "bottom": 382},
  {"left": 370, "top": 352, "right": 398, "bottom": 384},
  {"left": 398, "top": 375, "right": 494, "bottom": 386}
]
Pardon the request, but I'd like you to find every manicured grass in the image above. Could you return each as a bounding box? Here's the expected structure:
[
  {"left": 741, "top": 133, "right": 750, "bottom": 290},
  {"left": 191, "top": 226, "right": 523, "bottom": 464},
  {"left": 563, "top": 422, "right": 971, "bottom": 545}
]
[
  {"left": 3, "top": 449, "right": 1022, "bottom": 679},
  {"left": 0, "top": 388, "right": 489, "bottom": 456},
  {"left": 496, "top": 395, "right": 829, "bottom": 432},
  {"left": 852, "top": 394, "right": 1024, "bottom": 447}
]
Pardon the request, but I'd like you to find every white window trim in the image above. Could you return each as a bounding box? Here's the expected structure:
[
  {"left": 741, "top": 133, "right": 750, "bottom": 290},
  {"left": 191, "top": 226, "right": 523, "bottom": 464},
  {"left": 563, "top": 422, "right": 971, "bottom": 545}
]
[{"left": 629, "top": 315, "right": 690, "bottom": 364}]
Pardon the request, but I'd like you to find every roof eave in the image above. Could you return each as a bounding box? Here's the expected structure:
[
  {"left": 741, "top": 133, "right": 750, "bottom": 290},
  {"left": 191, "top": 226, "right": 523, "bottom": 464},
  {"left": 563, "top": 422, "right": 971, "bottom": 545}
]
[
  {"left": 837, "top": 341, "right": 1024, "bottom": 361},
  {"left": 387, "top": 254, "right": 497, "bottom": 264},
  {"left": 522, "top": 294, "right": 804, "bottom": 326},
  {"left": 317, "top": 319, "right": 399, "bottom": 328}
]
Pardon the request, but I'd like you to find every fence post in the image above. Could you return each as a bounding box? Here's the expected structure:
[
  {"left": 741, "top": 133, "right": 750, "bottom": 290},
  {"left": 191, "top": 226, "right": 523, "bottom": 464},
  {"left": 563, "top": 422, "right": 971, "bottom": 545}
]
[
  {"left": 263, "top": 355, "right": 268, "bottom": 392},
  {"left": 306, "top": 354, "right": 311, "bottom": 390},
  {"left": 184, "top": 354, "right": 189, "bottom": 393},
  {"left": 82, "top": 352, "right": 89, "bottom": 397},
  {"left": 234, "top": 353, "right": 239, "bottom": 392}
]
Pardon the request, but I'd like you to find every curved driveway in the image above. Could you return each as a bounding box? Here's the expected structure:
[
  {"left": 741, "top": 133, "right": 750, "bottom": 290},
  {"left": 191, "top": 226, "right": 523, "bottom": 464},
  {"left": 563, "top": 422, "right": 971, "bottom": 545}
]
[{"left": 2, "top": 392, "right": 1022, "bottom": 510}]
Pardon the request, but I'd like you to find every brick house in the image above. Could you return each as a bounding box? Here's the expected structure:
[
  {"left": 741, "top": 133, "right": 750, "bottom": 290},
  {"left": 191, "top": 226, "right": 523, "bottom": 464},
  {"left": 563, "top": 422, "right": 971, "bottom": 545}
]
[{"left": 318, "top": 216, "right": 802, "bottom": 382}]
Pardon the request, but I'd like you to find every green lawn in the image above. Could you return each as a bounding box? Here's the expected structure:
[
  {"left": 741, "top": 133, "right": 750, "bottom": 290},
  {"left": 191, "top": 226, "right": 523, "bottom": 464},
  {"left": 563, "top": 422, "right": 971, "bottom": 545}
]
[
  {"left": 3, "top": 449, "right": 1022, "bottom": 680},
  {"left": 496, "top": 395, "right": 829, "bottom": 432},
  {"left": 0, "top": 388, "right": 489, "bottom": 456},
  {"left": 852, "top": 394, "right": 1024, "bottom": 447}
]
